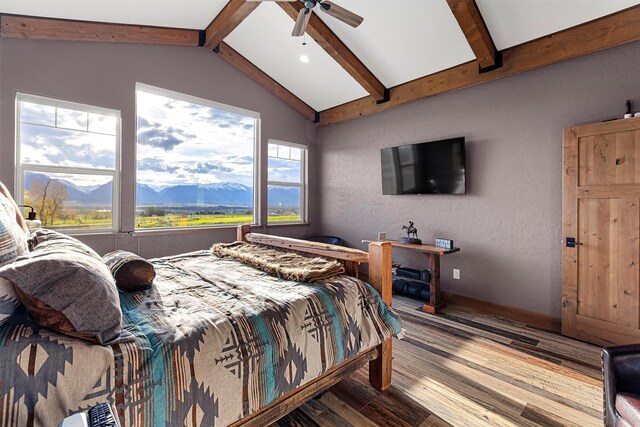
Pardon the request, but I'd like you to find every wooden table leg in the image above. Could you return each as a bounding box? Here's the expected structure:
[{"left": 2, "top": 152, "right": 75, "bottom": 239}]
[
  {"left": 369, "top": 339, "right": 392, "bottom": 391},
  {"left": 368, "top": 242, "right": 393, "bottom": 390},
  {"left": 423, "top": 253, "right": 447, "bottom": 314}
]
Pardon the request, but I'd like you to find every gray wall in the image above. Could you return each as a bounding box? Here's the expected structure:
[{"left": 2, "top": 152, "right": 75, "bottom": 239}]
[
  {"left": 317, "top": 42, "right": 640, "bottom": 318},
  {"left": 2, "top": 36, "right": 639, "bottom": 318},
  {"left": 0, "top": 38, "right": 317, "bottom": 257}
]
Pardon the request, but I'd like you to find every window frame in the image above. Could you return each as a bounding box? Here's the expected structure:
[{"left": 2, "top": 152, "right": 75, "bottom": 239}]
[
  {"left": 134, "top": 83, "right": 261, "bottom": 231},
  {"left": 15, "top": 92, "right": 122, "bottom": 234},
  {"left": 267, "top": 139, "right": 308, "bottom": 225}
]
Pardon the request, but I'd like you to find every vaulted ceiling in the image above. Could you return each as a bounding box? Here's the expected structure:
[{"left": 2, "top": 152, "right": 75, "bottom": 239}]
[{"left": 1, "top": 0, "right": 639, "bottom": 125}]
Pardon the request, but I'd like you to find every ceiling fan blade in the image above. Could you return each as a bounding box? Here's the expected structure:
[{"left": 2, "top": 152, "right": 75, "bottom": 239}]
[
  {"left": 292, "top": 8, "right": 311, "bottom": 36},
  {"left": 320, "top": 1, "right": 363, "bottom": 27}
]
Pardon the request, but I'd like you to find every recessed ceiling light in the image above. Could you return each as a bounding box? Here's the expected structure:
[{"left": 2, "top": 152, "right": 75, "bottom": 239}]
[{"left": 299, "top": 54, "right": 310, "bottom": 64}]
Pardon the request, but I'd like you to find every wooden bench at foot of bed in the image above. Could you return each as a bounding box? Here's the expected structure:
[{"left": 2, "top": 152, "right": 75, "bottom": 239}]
[{"left": 234, "top": 225, "right": 393, "bottom": 426}]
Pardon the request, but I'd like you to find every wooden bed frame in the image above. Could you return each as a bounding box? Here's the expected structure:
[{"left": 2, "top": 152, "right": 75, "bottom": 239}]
[{"left": 233, "top": 225, "right": 393, "bottom": 427}]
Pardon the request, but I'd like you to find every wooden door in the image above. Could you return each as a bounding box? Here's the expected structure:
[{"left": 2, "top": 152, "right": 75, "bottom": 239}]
[{"left": 563, "top": 117, "right": 640, "bottom": 346}]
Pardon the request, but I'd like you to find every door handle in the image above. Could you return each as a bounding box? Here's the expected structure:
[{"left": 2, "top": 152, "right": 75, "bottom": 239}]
[{"left": 565, "top": 237, "right": 583, "bottom": 248}]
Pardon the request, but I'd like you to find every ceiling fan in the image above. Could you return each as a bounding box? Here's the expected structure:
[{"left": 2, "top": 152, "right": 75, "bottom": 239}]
[{"left": 252, "top": 0, "right": 364, "bottom": 36}]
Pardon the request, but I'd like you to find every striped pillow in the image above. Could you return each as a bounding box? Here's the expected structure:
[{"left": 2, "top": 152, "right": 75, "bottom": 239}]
[
  {"left": 0, "top": 192, "right": 29, "bottom": 324},
  {"left": 0, "top": 277, "right": 21, "bottom": 325},
  {"left": 0, "top": 193, "right": 29, "bottom": 267}
]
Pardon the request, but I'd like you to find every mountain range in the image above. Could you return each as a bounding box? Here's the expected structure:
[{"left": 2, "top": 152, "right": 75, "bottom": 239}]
[{"left": 25, "top": 172, "right": 299, "bottom": 207}]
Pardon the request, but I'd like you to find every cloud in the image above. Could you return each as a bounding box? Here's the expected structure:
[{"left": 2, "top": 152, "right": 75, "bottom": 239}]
[
  {"left": 57, "top": 108, "right": 87, "bottom": 131},
  {"left": 20, "top": 124, "right": 115, "bottom": 169},
  {"left": 137, "top": 117, "right": 152, "bottom": 128},
  {"left": 138, "top": 158, "right": 180, "bottom": 173},
  {"left": 184, "top": 161, "right": 233, "bottom": 174},
  {"left": 162, "top": 98, "right": 187, "bottom": 110},
  {"left": 268, "top": 158, "right": 301, "bottom": 182},
  {"left": 188, "top": 105, "right": 255, "bottom": 130},
  {"left": 137, "top": 124, "right": 195, "bottom": 151},
  {"left": 135, "top": 89, "right": 256, "bottom": 187},
  {"left": 70, "top": 144, "right": 114, "bottom": 168},
  {"left": 225, "top": 155, "right": 254, "bottom": 165},
  {"left": 21, "top": 102, "right": 55, "bottom": 126}
]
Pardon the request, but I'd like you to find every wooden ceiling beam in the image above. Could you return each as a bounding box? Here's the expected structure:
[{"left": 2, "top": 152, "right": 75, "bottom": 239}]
[
  {"left": 203, "top": 0, "right": 259, "bottom": 50},
  {"left": 277, "top": 2, "right": 387, "bottom": 102},
  {"left": 446, "top": 0, "right": 498, "bottom": 70},
  {"left": 319, "top": 6, "right": 640, "bottom": 126},
  {"left": 0, "top": 15, "right": 199, "bottom": 45},
  {"left": 215, "top": 42, "right": 317, "bottom": 122}
]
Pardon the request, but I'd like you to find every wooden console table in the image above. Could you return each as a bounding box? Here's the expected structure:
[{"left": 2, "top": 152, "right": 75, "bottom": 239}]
[{"left": 363, "top": 240, "right": 460, "bottom": 314}]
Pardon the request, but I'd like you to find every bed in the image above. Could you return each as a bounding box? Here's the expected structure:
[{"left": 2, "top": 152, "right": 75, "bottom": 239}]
[{"left": 0, "top": 225, "right": 400, "bottom": 426}]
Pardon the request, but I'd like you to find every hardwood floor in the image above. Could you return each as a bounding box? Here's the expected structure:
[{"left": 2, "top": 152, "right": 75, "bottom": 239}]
[{"left": 272, "top": 296, "right": 603, "bottom": 427}]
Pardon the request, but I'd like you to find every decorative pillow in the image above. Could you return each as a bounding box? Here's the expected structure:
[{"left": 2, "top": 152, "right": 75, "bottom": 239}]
[
  {"left": 27, "top": 228, "right": 103, "bottom": 260},
  {"left": 0, "top": 192, "right": 29, "bottom": 268},
  {"left": 0, "top": 277, "right": 21, "bottom": 325},
  {"left": 103, "top": 250, "right": 156, "bottom": 292},
  {"left": 0, "top": 192, "right": 29, "bottom": 325},
  {"left": 0, "top": 229, "right": 124, "bottom": 345}
]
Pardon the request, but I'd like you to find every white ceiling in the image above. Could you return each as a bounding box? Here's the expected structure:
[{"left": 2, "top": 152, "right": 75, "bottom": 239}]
[
  {"left": 225, "top": 2, "right": 368, "bottom": 111},
  {"left": 317, "top": 0, "right": 475, "bottom": 88},
  {"left": 476, "top": 0, "right": 640, "bottom": 50},
  {"left": 1, "top": 0, "right": 638, "bottom": 112},
  {"left": 0, "top": 0, "right": 228, "bottom": 29}
]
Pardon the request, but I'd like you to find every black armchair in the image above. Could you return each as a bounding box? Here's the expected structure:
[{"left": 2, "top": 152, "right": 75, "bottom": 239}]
[{"left": 603, "top": 344, "right": 640, "bottom": 426}]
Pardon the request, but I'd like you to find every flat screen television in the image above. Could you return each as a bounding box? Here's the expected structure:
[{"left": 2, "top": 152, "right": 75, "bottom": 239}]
[{"left": 381, "top": 137, "right": 466, "bottom": 195}]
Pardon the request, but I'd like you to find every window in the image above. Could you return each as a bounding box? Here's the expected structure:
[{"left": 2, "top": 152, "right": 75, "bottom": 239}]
[
  {"left": 16, "top": 93, "right": 120, "bottom": 232},
  {"left": 267, "top": 140, "right": 307, "bottom": 223},
  {"left": 135, "top": 84, "right": 259, "bottom": 229}
]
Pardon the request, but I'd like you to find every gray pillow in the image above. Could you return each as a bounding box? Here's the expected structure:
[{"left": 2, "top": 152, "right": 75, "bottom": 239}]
[
  {"left": 28, "top": 228, "right": 103, "bottom": 261},
  {"left": 0, "top": 229, "right": 124, "bottom": 345}
]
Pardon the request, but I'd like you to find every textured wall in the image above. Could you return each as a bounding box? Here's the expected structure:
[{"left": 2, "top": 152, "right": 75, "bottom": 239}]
[
  {"left": 0, "top": 38, "right": 317, "bottom": 257},
  {"left": 318, "top": 42, "right": 640, "bottom": 318}
]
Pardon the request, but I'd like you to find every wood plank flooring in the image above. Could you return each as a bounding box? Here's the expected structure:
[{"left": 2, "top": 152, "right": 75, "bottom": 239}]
[{"left": 271, "top": 296, "right": 603, "bottom": 427}]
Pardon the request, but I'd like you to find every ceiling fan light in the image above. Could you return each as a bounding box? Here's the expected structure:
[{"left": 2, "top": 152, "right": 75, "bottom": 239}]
[{"left": 299, "top": 54, "right": 310, "bottom": 64}]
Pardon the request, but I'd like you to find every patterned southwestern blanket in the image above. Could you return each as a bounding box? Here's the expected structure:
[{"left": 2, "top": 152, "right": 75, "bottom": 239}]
[{"left": 0, "top": 250, "right": 401, "bottom": 427}]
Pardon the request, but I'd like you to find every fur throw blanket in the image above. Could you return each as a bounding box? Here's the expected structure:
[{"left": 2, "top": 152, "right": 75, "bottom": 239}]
[{"left": 211, "top": 241, "right": 345, "bottom": 283}]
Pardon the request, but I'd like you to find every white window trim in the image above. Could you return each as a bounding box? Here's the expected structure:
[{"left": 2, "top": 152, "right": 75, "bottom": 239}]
[
  {"left": 267, "top": 139, "right": 308, "bottom": 224},
  {"left": 15, "top": 92, "right": 122, "bottom": 234},
  {"left": 267, "top": 139, "right": 308, "bottom": 151},
  {"left": 134, "top": 83, "right": 261, "bottom": 230},
  {"left": 136, "top": 83, "right": 260, "bottom": 119}
]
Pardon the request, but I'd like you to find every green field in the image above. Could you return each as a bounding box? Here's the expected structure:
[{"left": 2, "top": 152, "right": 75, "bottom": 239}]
[
  {"left": 136, "top": 214, "right": 301, "bottom": 228},
  {"left": 136, "top": 213, "right": 254, "bottom": 228},
  {"left": 48, "top": 213, "right": 301, "bottom": 230}
]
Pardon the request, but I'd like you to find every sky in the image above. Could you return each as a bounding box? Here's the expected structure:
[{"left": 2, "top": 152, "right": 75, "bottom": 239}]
[
  {"left": 19, "top": 91, "right": 302, "bottom": 191},
  {"left": 20, "top": 102, "right": 117, "bottom": 172},
  {"left": 136, "top": 89, "right": 256, "bottom": 189}
]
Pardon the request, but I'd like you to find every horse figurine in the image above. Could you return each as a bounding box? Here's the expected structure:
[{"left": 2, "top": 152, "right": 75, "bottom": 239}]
[{"left": 401, "top": 221, "right": 421, "bottom": 244}]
